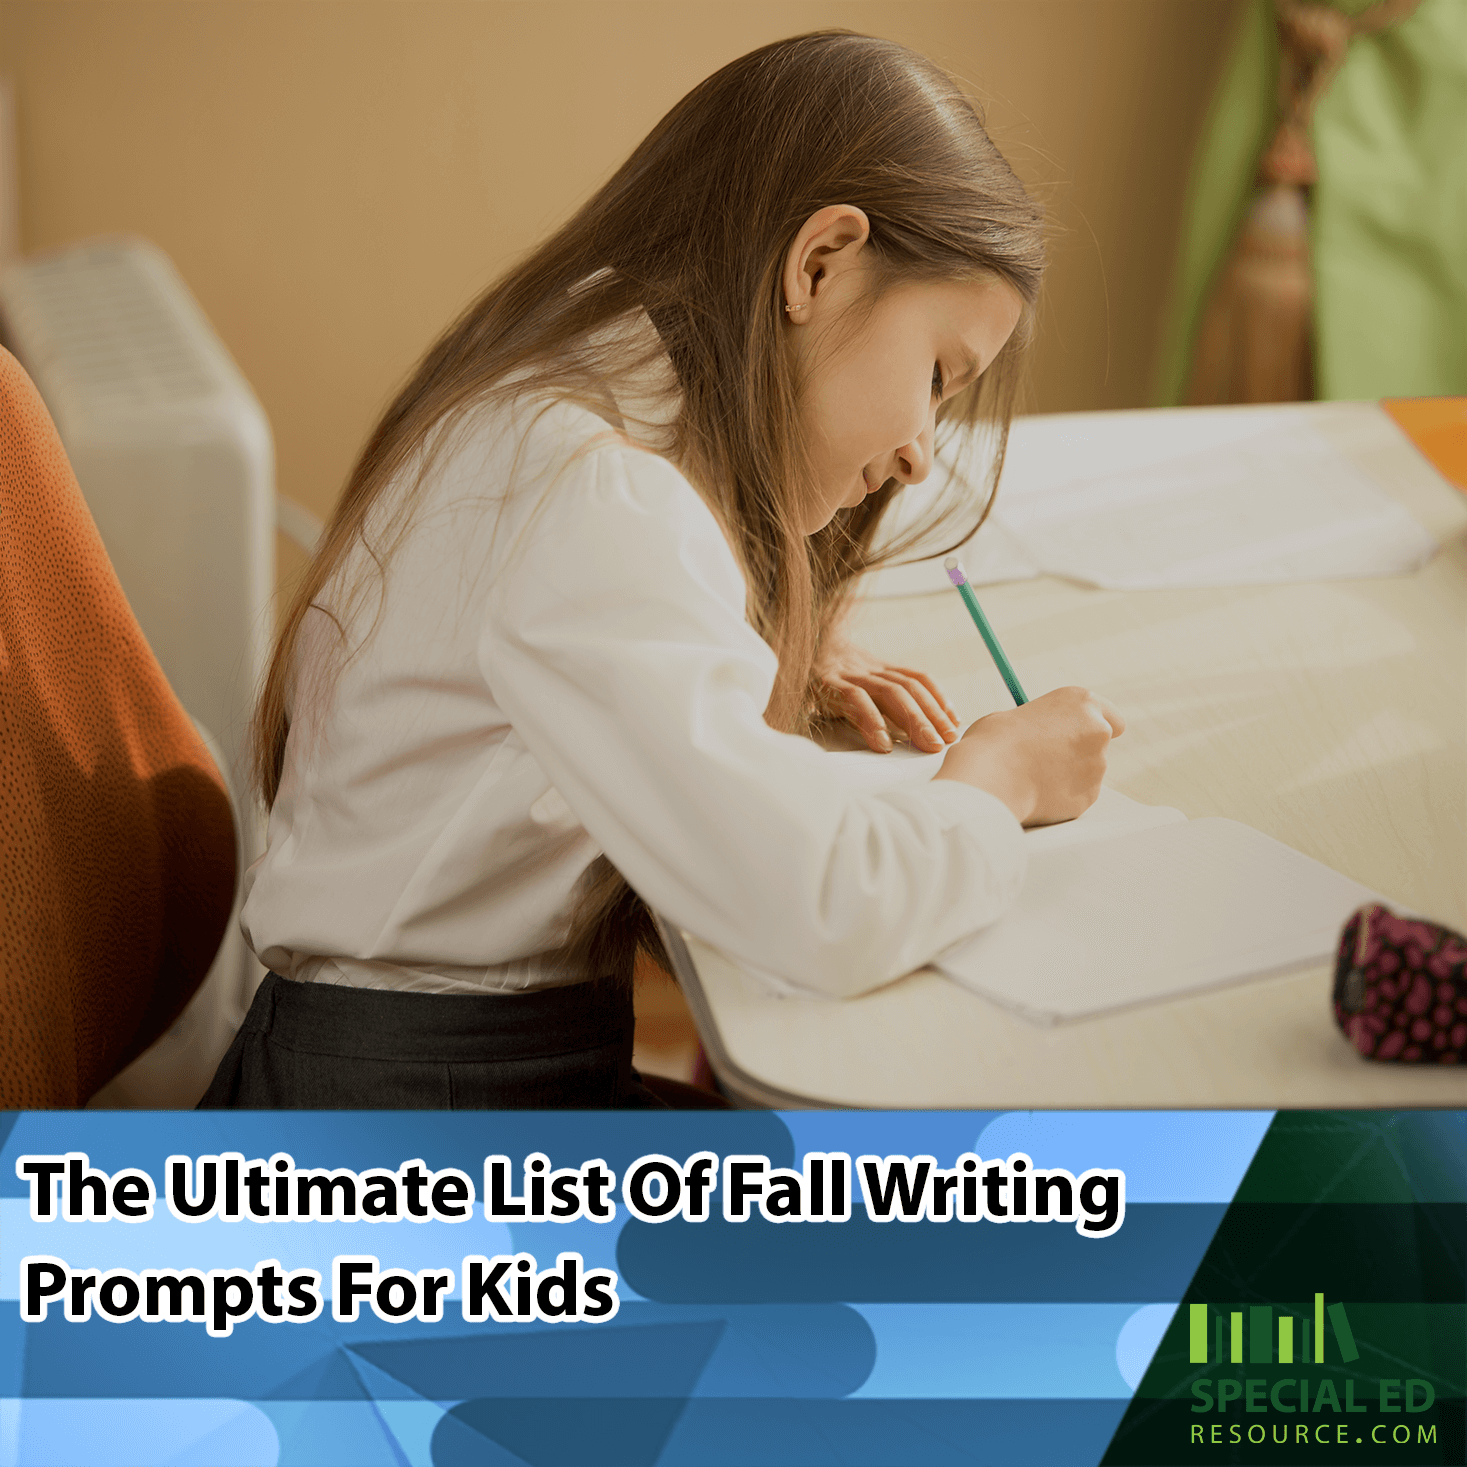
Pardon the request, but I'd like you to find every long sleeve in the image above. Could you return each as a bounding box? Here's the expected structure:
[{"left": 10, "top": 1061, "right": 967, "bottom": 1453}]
[{"left": 479, "top": 438, "right": 1026, "bottom": 998}]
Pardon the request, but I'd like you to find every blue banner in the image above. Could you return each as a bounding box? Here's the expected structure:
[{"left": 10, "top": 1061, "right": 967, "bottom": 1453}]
[{"left": 0, "top": 1109, "right": 1460, "bottom": 1466}]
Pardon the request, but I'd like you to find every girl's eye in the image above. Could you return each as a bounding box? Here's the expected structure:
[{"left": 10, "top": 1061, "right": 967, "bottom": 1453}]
[{"left": 931, "top": 364, "right": 944, "bottom": 401}]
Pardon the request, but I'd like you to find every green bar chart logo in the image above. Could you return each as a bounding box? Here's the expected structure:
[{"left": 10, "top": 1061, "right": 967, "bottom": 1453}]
[{"left": 1188, "top": 1294, "right": 1359, "bottom": 1366}]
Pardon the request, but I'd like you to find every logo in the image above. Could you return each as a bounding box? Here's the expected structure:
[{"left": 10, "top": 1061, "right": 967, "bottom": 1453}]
[
  {"left": 1188, "top": 1294, "right": 1357, "bottom": 1367},
  {"left": 1185, "top": 1296, "right": 1438, "bottom": 1451}
]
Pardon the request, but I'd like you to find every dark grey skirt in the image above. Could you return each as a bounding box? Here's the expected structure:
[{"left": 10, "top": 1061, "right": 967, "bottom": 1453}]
[{"left": 197, "top": 970, "right": 666, "bottom": 1110}]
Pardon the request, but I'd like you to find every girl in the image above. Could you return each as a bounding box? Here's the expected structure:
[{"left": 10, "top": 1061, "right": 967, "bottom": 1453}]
[{"left": 202, "top": 30, "right": 1122, "bottom": 1110}]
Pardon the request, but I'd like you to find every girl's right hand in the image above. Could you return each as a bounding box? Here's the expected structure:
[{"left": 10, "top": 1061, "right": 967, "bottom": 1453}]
[{"left": 932, "top": 686, "right": 1125, "bottom": 827}]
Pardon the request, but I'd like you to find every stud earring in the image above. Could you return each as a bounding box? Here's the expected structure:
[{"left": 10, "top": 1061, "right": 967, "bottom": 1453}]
[{"left": 784, "top": 303, "right": 808, "bottom": 314}]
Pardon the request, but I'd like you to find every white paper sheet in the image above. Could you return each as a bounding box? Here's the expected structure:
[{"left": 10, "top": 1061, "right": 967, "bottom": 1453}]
[
  {"left": 859, "top": 440, "right": 1039, "bottom": 598},
  {"left": 862, "top": 514, "right": 1041, "bottom": 599},
  {"left": 860, "top": 406, "right": 1438, "bottom": 598},
  {"left": 935, "top": 817, "right": 1379, "bottom": 1025},
  {"left": 997, "top": 420, "right": 1438, "bottom": 590},
  {"left": 1021, "top": 786, "right": 1186, "bottom": 854}
]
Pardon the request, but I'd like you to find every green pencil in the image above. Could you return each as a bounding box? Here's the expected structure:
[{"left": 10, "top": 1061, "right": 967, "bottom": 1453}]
[{"left": 944, "top": 556, "right": 1028, "bottom": 706}]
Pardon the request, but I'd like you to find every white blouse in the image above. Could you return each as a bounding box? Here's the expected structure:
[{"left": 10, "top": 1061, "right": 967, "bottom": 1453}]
[{"left": 240, "top": 351, "right": 1027, "bottom": 999}]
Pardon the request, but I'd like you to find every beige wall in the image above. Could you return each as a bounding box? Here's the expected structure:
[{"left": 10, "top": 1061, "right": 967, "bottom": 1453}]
[{"left": 1, "top": 0, "right": 1240, "bottom": 540}]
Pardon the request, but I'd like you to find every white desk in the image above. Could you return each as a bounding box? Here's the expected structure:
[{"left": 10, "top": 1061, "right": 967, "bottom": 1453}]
[{"left": 664, "top": 402, "right": 1467, "bottom": 1108}]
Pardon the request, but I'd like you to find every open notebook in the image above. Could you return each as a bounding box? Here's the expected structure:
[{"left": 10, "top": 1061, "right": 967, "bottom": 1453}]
[
  {"left": 822, "top": 743, "right": 1380, "bottom": 1025},
  {"left": 936, "top": 788, "right": 1380, "bottom": 1025}
]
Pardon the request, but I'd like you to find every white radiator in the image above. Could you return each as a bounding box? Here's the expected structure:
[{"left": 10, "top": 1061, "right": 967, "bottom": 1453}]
[
  {"left": 0, "top": 236, "right": 324, "bottom": 1104},
  {"left": 0, "top": 236, "right": 276, "bottom": 791}
]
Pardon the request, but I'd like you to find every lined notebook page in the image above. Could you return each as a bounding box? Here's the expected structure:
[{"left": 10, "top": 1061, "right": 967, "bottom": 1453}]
[{"left": 935, "top": 818, "right": 1379, "bottom": 1025}]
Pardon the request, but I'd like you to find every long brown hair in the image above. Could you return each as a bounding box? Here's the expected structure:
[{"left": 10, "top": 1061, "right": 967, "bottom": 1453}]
[{"left": 255, "top": 30, "right": 1045, "bottom": 983}]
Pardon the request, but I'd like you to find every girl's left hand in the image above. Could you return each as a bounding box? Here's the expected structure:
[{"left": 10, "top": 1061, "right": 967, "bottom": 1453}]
[{"left": 814, "top": 637, "right": 961, "bottom": 754}]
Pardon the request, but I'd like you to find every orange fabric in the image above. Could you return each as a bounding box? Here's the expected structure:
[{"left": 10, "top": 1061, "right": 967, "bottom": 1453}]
[
  {"left": 1382, "top": 397, "right": 1467, "bottom": 493},
  {"left": 0, "top": 346, "right": 236, "bottom": 1106}
]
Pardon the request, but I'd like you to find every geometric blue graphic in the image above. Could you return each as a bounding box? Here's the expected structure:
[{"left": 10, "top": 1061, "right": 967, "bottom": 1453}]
[
  {"left": 1113, "top": 1303, "right": 1178, "bottom": 1391},
  {"left": 974, "top": 1113, "right": 1274, "bottom": 1202},
  {"left": 852, "top": 1303, "right": 1145, "bottom": 1398},
  {"left": 434, "top": 1398, "right": 1135, "bottom": 1467},
  {"left": 0, "top": 1398, "right": 277, "bottom": 1466},
  {"left": 616, "top": 1204, "right": 1226, "bottom": 1303}
]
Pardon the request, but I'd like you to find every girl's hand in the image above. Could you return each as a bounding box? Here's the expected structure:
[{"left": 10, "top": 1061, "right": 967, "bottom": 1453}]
[
  {"left": 814, "top": 636, "right": 961, "bottom": 753},
  {"left": 932, "top": 686, "right": 1125, "bottom": 826}
]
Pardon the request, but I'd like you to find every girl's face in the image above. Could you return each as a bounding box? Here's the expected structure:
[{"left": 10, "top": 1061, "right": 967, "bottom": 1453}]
[{"left": 783, "top": 210, "right": 1024, "bottom": 534}]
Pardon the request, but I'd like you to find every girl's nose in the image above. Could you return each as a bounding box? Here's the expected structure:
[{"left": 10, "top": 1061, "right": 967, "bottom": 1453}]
[{"left": 893, "top": 422, "right": 934, "bottom": 485}]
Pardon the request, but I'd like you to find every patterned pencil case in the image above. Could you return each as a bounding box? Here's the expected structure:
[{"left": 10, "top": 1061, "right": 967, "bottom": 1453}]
[{"left": 1333, "top": 904, "right": 1467, "bottom": 1064}]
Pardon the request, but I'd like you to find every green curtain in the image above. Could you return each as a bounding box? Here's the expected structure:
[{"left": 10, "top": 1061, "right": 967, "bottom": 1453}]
[{"left": 1156, "top": 0, "right": 1467, "bottom": 404}]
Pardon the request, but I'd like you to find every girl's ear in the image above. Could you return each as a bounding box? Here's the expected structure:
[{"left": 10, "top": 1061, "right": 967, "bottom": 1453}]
[{"left": 782, "top": 205, "right": 871, "bottom": 322}]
